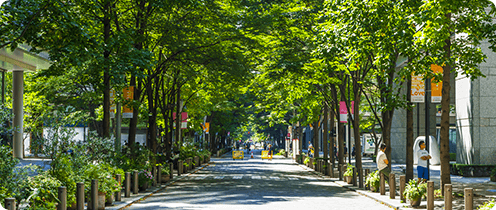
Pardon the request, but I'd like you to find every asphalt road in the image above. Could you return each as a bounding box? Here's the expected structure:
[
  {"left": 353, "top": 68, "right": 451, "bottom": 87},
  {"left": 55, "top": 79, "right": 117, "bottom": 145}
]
[{"left": 127, "top": 150, "right": 392, "bottom": 210}]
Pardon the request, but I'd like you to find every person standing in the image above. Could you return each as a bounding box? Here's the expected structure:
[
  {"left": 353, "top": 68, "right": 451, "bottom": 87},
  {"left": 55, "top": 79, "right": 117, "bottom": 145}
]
[
  {"left": 376, "top": 143, "right": 390, "bottom": 182},
  {"left": 417, "top": 141, "right": 431, "bottom": 182},
  {"left": 308, "top": 141, "right": 314, "bottom": 158}
]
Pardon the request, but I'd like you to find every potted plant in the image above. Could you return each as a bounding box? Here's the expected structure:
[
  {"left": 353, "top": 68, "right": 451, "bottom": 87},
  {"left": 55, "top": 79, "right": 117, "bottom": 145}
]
[
  {"left": 365, "top": 170, "right": 380, "bottom": 192},
  {"left": 138, "top": 169, "right": 154, "bottom": 191},
  {"left": 83, "top": 164, "right": 120, "bottom": 209},
  {"left": 304, "top": 156, "right": 310, "bottom": 166},
  {"left": 160, "top": 165, "right": 171, "bottom": 182},
  {"left": 403, "top": 179, "right": 427, "bottom": 207},
  {"left": 343, "top": 164, "right": 355, "bottom": 184},
  {"left": 491, "top": 168, "right": 496, "bottom": 182}
]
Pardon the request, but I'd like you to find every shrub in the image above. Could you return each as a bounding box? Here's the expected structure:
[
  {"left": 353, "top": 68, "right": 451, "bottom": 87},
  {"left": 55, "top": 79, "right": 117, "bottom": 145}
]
[
  {"left": 138, "top": 169, "right": 154, "bottom": 186},
  {"left": 304, "top": 157, "right": 310, "bottom": 164},
  {"left": 26, "top": 171, "right": 62, "bottom": 209},
  {"left": 83, "top": 164, "right": 120, "bottom": 198},
  {"left": 478, "top": 200, "right": 495, "bottom": 210},
  {"left": 343, "top": 164, "right": 355, "bottom": 177},
  {"left": 403, "top": 179, "right": 427, "bottom": 201},
  {"left": 365, "top": 170, "right": 380, "bottom": 191}
]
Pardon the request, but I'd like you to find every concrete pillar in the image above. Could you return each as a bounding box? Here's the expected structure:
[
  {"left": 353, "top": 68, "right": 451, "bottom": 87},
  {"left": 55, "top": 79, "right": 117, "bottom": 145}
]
[
  {"left": 389, "top": 173, "right": 396, "bottom": 199},
  {"left": 152, "top": 167, "right": 157, "bottom": 187},
  {"left": 464, "top": 188, "right": 473, "bottom": 210},
  {"left": 364, "top": 169, "right": 370, "bottom": 190},
  {"left": 445, "top": 184, "right": 452, "bottom": 210},
  {"left": 91, "top": 180, "right": 98, "bottom": 210},
  {"left": 58, "top": 186, "right": 66, "bottom": 210},
  {"left": 133, "top": 170, "right": 138, "bottom": 194},
  {"left": 5, "top": 198, "right": 15, "bottom": 210},
  {"left": 76, "top": 183, "right": 84, "bottom": 210},
  {"left": 380, "top": 172, "right": 385, "bottom": 195},
  {"left": 115, "top": 174, "right": 121, "bottom": 201},
  {"left": 399, "top": 175, "right": 406, "bottom": 202},
  {"left": 12, "top": 70, "right": 23, "bottom": 159},
  {"left": 427, "top": 181, "right": 434, "bottom": 210},
  {"left": 125, "top": 172, "right": 131, "bottom": 197}
]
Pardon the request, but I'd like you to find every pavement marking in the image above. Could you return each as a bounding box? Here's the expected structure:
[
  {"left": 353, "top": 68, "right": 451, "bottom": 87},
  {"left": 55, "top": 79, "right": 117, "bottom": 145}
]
[
  {"left": 270, "top": 177, "right": 280, "bottom": 180},
  {"left": 214, "top": 176, "right": 224, "bottom": 179},
  {"left": 306, "top": 177, "right": 317, "bottom": 180},
  {"left": 252, "top": 176, "right": 261, "bottom": 179},
  {"left": 195, "top": 176, "right": 206, "bottom": 180},
  {"left": 288, "top": 177, "right": 298, "bottom": 180},
  {"left": 233, "top": 176, "right": 243, "bottom": 179}
]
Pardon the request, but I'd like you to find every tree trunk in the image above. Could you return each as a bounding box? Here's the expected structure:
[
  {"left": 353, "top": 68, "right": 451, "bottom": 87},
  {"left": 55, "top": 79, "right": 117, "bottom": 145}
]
[
  {"left": 440, "top": 13, "right": 452, "bottom": 196},
  {"left": 383, "top": 111, "right": 393, "bottom": 169},
  {"left": 313, "top": 119, "right": 319, "bottom": 158},
  {"left": 330, "top": 104, "right": 335, "bottom": 164},
  {"left": 323, "top": 104, "right": 329, "bottom": 162},
  {"left": 102, "top": 0, "right": 111, "bottom": 138},
  {"left": 406, "top": 78, "right": 414, "bottom": 182},
  {"left": 353, "top": 75, "right": 363, "bottom": 188}
]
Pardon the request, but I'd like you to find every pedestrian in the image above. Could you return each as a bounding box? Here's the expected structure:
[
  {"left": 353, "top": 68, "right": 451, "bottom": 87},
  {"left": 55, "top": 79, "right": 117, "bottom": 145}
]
[
  {"left": 417, "top": 141, "right": 431, "bottom": 182},
  {"left": 333, "top": 144, "right": 338, "bottom": 162},
  {"left": 308, "top": 141, "right": 314, "bottom": 157},
  {"left": 351, "top": 144, "right": 356, "bottom": 159},
  {"left": 376, "top": 143, "right": 390, "bottom": 183},
  {"left": 344, "top": 144, "right": 348, "bottom": 158}
]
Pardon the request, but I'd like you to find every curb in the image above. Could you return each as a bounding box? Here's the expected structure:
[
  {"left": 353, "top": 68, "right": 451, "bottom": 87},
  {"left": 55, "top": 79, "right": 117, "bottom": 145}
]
[{"left": 107, "top": 162, "right": 211, "bottom": 210}]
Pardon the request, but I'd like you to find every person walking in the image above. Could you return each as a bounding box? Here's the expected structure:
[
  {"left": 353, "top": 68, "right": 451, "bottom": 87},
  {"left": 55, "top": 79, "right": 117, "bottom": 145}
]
[
  {"left": 417, "top": 141, "right": 431, "bottom": 182},
  {"left": 376, "top": 143, "right": 390, "bottom": 183},
  {"left": 308, "top": 141, "right": 314, "bottom": 158}
]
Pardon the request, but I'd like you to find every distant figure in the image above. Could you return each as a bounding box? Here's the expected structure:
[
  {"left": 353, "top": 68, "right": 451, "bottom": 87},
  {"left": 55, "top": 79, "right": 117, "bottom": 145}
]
[
  {"left": 333, "top": 144, "right": 338, "bottom": 161},
  {"left": 351, "top": 144, "right": 356, "bottom": 159},
  {"left": 344, "top": 144, "right": 348, "bottom": 157},
  {"left": 376, "top": 143, "right": 390, "bottom": 183},
  {"left": 308, "top": 141, "right": 314, "bottom": 157},
  {"left": 417, "top": 141, "right": 431, "bottom": 182}
]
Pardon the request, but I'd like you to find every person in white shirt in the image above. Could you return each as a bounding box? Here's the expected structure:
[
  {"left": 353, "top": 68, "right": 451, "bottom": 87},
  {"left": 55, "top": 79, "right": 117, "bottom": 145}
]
[
  {"left": 376, "top": 143, "right": 390, "bottom": 182},
  {"left": 417, "top": 141, "right": 431, "bottom": 182}
]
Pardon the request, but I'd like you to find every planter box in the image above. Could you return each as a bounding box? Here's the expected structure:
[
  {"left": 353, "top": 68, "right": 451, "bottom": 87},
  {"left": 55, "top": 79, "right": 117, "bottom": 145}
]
[
  {"left": 88, "top": 192, "right": 106, "bottom": 210},
  {"left": 450, "top": 164, "right": 496, "bottom": 177},
  {"left": 346, "top": 176, "right": 353, "bottom": 184}
]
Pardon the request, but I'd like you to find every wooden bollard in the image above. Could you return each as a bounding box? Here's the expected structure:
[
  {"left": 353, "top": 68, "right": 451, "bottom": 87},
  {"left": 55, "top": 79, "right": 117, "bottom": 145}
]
[
  {"left": 76, "top": 183, "right": 84, "bottom": 210},
  {"left": 380, "top": 172, "right": 385, "bottom": 195},
  {"left": 169, "top": 163, "right": 174, "bottom": 179},
  {"left": 364, "top": 169, "right": 370, "bottom": 190},
  {"left": 399, "top": 175, "right": 406, "bottom": 202},
  {"left": 389, "top": 173, "right": 396, "bottom": 199},
  {"left": 158, "top": 165, "right": 162, "bottom": 186},
  {"left": 152, "top": 167, "right": 157, "bottom": 187},
  {"left": 58, "top": 186, "right": 67, "bottom": 210},
  {"left": 125, "top": 172, "right": 131, "bottom": 197},
  {"left": 5, "top": 198, "right": 16, "bottom": 210},
  {"left": 91, "top": 180, "right": 98, "bottom": 210},
  {"left": 178, "top": 160, "right": 183, "bottom": 176},
  {"left": 352, "top": 167, "right": 357, "bottom": 186},
  {"left": 133, "top": 170, "right": 139, "bottom": 194},
  {"left": 445, "top": 184, "right": 452, "bottom": 210},
  {"left": 115, "top": 174, "right": 122, "bottom": 201},
  {"left": 341, "top": 164, "right": 347, "bottom": 181},
  {"left": 464, "top": 188, "right": 473, "bottom": 210},
  {"left": 329, "top": 162, "right": 334, "bottom": 178},
  {"left": 427, "top": 181, "right": 434, "bottom": 210}
]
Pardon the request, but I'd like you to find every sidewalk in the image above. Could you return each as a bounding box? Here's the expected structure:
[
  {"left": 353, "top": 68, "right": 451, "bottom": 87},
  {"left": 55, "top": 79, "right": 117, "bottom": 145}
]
[{"left": 294, "top": 156, "right": 496, "bottom": 209}]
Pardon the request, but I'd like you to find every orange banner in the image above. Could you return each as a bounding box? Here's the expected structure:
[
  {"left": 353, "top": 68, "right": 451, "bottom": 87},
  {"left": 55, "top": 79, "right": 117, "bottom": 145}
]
[
  {"left": 123, "top": 86, "right": 134, "bottom": 118},
  {"left": 431, "top": 64, "right": 443, "bottom": 103}
]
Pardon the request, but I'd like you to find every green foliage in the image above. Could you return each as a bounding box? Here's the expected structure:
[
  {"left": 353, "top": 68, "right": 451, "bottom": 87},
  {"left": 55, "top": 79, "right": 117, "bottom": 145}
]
[
  {"left": 26, "top": 171, "right": 62, "bottom": 209},
  {"left": 403, "top": 179, "right": 427, "bottom": 201},
  {"left": 83, "top": 164, "right": 120, "bottom": 198},
  {"left": 137, "top": 169, "right": 154, "bottom": 187},
  {"left": 491, "top": 168, "right": 496, "bottom": 177},
  {"left": 304, "top": 157, "right": 310, "bottom": 165},
  {"left": 478, "top": 199, "right": 495, "bottom": 210},
  {"left": 449, "top": 153, "right": 456, "bottom": 161},
  {"left": 49, "top": 154, "right": 78, "bottom": 206},
  {"left": 343, "top": 164, "right": 355, "bottom": 177},
  {"left": 275, "top": 149, "right": 285, "bottom": 156},
  {"left": 365, "top": 170, "right": 380, "bottom": 192}
]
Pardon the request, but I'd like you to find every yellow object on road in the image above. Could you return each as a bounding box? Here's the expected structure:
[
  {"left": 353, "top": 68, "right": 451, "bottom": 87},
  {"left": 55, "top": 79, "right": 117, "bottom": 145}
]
[
  {"left": 232, "top": 150, "right": 244, "bottom": 160},
  {"left": 261, "top": 150, "right": 273, "bottom": 160}
]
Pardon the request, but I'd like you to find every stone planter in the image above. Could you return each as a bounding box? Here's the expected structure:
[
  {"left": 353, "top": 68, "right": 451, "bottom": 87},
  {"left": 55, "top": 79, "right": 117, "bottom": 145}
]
[
  {"left": 409, "top": 198, "right": 421, "bottom": 207},
  {"left": 161, "top": 175, "right": 170, "bottom": 182},
  {"left": 105, "top": 193, "right": 114, "bottom": 205},
  {"left": 88, "top": 192, "right": 106, "bottom": 210},
  {"left": 346, "top": 176, "right": 353, "bottom": 184},
  {"left": 140, "top": 182, "right": 149, "bottom": 192}
]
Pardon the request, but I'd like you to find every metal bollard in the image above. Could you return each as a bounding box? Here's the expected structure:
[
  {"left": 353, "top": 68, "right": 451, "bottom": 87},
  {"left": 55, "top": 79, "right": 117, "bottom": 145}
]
[
  {"left": 464, "top": 188, "right": 473, "bottom": 210},
  {"left": 158, "top": 165, "right": 162, "bottom": 186},
  {"left": 5, "top": 198, "right": 15, "bottom": 210},
  {"left": 91, "top": 180, "right": 98, "bottom": 210},
  {"left": 352, "top": 167, "right": 357, "bottom": 186},
  {"left": 389, "top": 173, "right": 396, "bottom": 199},
  {"left": 125, "top": 172, "right": 131, "bottom": 197},
  {"left": 380, "top": 172, "right": 385, "bottom": 195},
  {"left": 427, "top": 181, "right": 434, "bottom": 210},
  {"left": 116, "top": 174, "right": 122, "bottom": 201},
  {"left": 133, "top": 170, "right": 139, "bottom": 194},
  {"left": 76, "top": 183, "right": 84, "bottom": 210},
  {"left": 178, "top": 160, "right": 183, "bottom": 176},
  {"left": 445, "top": 184, "right": 452, "bottom": 210},
  {"left": 58, "top": 186, "right": 67, "bottom": 210},
  {"left": 364, "top": 169, "right": 370, "bottom": 190},
  {"left": 399, "top": 175, "right": 406, "bottom": 202},
  {"left": 169, "top": 163, "right": 174, "bottom": 179}
]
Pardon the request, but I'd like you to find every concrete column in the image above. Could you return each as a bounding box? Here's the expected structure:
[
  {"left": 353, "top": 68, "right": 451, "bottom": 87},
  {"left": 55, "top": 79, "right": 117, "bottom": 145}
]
[
  {"left": 57, "top": 186, "right": 66, "bottom": 210},
  {"left": 125, "top": 172, "right": 130, "bottom": 197},
  {"left": 389, "top": 173, "right": 396, "bottom": 199},
  {"left": 464, "top": 188, "right": 473, "bottom": 210},
  {"left": 399, "top": 175, "right": 406, "bottom": 202},
  {"left": 133, "top": 170, "right": 138, "bottom": 194},
  {"left": 5, "top": 198, "right": 15, "bottom": 210},
  {"left": 12, "top": 70, "right": 23, "bottom": 159},
  {"left": 427, "top": 181, "right": 434, "bottom": 210},
  {"left": 76, "top": 183, "right": 84, "bottom": 210},
  {"left": 445, "top": 184, "right": 452, "bottom": 210}
]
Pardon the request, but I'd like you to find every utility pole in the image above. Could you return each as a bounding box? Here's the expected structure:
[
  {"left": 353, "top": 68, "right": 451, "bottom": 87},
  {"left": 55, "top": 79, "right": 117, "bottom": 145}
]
[{"left": 425, "top": 76, "right": 431, "bottom": 180}]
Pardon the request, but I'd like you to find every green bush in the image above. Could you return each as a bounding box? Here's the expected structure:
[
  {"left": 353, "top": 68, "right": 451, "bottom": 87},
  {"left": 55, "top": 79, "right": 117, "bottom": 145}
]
[
  {"left": 26, "top": 171, "right": 62, "bottom": 209},
  {"left": 449, "top": 153, "right": 456, "bottom": 161},
  {"left": 343, "top": 164, "right": 355, "bottom": 177},
  {"left": 138, "top": 169, "right": 154, "bottom": 187},
  {"left": 304, "top": 157, "right": 310, "bottom": 164},
  {"left": 365, "top": 170, "right": 380, "bottom": 191},
  {"left": 83, "top": 164, "right": 120, "bottom": 198},
  {"left": 478, "top": 199, "right": 495, "bottom": 210},
  {"left": 275, "top": 149, "right": 285, "bottom": 156},
  {"left": 403, "top": 179, "right": 427, "bottom": 201},
  {"left": 491, "top": 168, "right": 496, "bottom": 177},
  {"left": 49, "top": 154, "right": 79, "bottom": 206}
]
